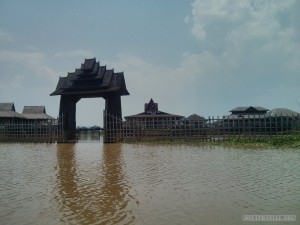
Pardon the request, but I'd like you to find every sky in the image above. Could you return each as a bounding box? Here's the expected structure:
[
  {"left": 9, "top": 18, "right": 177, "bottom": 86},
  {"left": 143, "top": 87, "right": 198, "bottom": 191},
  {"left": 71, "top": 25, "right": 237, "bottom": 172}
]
[{"left": 1, "top": 0, "right": 299, "bottom": 126}]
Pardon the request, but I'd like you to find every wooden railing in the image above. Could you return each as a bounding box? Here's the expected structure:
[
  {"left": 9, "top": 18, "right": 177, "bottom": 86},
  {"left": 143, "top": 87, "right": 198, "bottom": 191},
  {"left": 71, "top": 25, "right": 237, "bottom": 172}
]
[
  {"left": 104, "top": 113, "right": 300, "bottom": 143},
  {"left": 0, "top": 118, "right": 65, "bottom": 143}
]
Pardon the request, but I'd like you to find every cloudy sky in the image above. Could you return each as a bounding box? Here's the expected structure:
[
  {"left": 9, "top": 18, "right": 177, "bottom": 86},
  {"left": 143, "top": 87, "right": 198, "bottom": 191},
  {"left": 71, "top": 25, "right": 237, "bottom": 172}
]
[{"left": 1, "top": 0, "right": 299, "bottom": 126}]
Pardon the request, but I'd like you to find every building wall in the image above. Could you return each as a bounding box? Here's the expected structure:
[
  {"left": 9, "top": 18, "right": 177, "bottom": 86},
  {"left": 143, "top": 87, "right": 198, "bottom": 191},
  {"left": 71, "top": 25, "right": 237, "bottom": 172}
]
[{"left": 126, "top": 116, "right": 183, "bottom": 129}]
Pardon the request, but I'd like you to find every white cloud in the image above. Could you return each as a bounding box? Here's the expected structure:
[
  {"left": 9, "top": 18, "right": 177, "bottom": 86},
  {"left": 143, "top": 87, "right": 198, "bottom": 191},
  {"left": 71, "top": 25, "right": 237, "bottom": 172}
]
[
  {"left": 184, "top": 15, "right": 191, "bottom": 24},
  {"left": 1, "top": 0, "right": 299, "bottom": 126},
  {"left": 0, "top": 50, "right": 58, "bottom": 82},
  {"left": 105, "top": 52, "right": 232, "bottom": 117},
  {"left": 54, "top": 49, "right": 93, "bottom": 58},
  {"left": 26, "top": 45, "right": 39, "bottom": 51},
  {"left": 188, "top": 0, "right": 300, "bottom": 79},
  {"left": 10, "top": 76, "right": 22, "bottom": 88},
  {"left": 108, "top": 0, "right": 300, "bottom": 117},
  {"left": 190, "top": 0, "right": 297, "bottom": 49},
  {"left": 0, "top": 29, "right": 14, "bottom": 42},
  {"left": 0, "top": 75, "right": 23, "bottom": 89}
]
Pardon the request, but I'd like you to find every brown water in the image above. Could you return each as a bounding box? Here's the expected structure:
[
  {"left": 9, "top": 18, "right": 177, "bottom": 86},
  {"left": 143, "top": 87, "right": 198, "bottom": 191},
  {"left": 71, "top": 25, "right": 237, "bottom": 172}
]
[{"left": 0, "top": 139, "right": 299, "bottom": 225}]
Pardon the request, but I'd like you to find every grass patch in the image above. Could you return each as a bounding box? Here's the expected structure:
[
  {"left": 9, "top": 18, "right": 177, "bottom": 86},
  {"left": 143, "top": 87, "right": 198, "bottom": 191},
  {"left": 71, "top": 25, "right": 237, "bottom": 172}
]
[
  {"left": 123, "top": 134, "right": 300, "bottom": 148},
  {"left": 221, "top": 134, "right": 300, "bottom": 148}
]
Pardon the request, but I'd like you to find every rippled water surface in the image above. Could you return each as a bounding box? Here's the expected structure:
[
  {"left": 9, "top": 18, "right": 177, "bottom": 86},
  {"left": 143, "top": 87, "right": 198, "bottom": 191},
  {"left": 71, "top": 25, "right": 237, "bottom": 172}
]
[{"left": 0, "top": 140, "right": 299, "bottom": 225}]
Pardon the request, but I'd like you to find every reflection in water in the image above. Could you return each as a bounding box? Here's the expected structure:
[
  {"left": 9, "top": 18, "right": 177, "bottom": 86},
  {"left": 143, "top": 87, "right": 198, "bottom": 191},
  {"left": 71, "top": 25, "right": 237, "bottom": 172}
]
[
  {"left": 77, "top": 131, "right": 101, "bottom": 142},
  {"left": 1, "top": 144, "right": 299, "bottom": 225},
  {"left": 100, "top": 144, "right": 136, "bottom": 223},
  {"left": 55, "top": 143, "right": 135, "bottom": 225}
]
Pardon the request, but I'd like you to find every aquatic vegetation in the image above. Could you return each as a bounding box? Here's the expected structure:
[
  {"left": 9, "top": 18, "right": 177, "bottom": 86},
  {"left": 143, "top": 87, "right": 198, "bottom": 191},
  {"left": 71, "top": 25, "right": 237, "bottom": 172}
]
[
  {"left": 227, "top": 134, "right": 300, "bottom": 148},
  {"left": 124, "top": 134, "right": 300, "bottom": 148}
]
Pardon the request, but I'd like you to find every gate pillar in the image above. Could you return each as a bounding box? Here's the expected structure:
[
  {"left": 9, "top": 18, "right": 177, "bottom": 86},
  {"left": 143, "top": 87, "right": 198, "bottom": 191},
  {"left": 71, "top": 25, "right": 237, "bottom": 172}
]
[
  {"left": 105, "top": 94, "right": 122, "bottom": 117},
  {"left": 104, "top": 94, "right": 122, "bottom": 143},
  {"left": 59, "top": 95, "right": 80, "bottom": 142}
]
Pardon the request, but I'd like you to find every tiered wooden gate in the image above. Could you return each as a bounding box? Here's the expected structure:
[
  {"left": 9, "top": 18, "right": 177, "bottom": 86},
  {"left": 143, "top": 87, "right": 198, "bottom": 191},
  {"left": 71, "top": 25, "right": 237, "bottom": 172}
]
[{"left": 50, "top": 58, "right": 129, "bottom": 143}]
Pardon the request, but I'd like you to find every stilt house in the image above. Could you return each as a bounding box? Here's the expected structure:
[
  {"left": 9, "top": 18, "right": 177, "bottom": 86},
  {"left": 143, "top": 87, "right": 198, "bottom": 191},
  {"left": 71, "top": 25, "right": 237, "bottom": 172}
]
[
  {"left": 125, "top": 99, "right": 184, "bottom": 129},
  {"left": 22, "top": 106, "right": 54, "bottom": 123},
  {"left": 0, "top": 103, "right": 24, "bottom": 123}
]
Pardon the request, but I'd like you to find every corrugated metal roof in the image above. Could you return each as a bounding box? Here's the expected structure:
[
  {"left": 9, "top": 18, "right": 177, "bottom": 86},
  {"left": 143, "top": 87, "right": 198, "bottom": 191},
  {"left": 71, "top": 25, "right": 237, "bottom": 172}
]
[
  {"left": 0, "top": 102, "right": 15, "bottom": 111},
  {"left": 186, "top": 114, "right": 205, "bottom": 121},
  {"left": 125, "top": 112, "right": 184, "bottom": 119},
  {"left": 0, "top": 102, "right": 24, "bottom": 118},
  {"left": 230, "top": 106, "right": 269, "bottom": 112},
  {"left": 265, "top": 108, "right": 300, "bottom": 117},
  {"left": 125, "top": 99, "right": 183, "bottom": 119},
  {"left": 223, "top": 114, "right": 263, "bottom": 120},
  {"left": 22, "top": 106, "right": 54, "bottom": 120},
  {"left": 22, "top": 114, "right": 54, "bottom": 120},
  {"left": 0, "top": 111, "right": 25, "bottom": 118},
  {"left": 22, "top": 106, "right": 45, "bottom": 114}
]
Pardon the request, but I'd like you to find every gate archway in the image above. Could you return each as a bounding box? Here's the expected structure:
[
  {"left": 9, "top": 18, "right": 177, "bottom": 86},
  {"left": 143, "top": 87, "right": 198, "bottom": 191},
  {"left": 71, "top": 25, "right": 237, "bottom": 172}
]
[{"left": 50, "top": 58, "right": 129, "bottom": 143}]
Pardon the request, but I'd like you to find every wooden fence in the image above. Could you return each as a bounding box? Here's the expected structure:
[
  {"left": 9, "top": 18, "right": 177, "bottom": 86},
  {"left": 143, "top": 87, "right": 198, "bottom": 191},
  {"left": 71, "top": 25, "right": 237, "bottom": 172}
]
[
  {"left": 2, "top": 113, "right": 299, "bottom": 143},
  {"left": 104, "top": 113, "right": 300, "bottom": 143},
  {"left": 0, "top": 118, "right": 65, "bottom": 143}
]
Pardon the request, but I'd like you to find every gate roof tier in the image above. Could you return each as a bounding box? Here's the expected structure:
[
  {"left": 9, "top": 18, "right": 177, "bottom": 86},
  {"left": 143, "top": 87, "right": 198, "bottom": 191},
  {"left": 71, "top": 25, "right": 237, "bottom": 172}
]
[{"left": 50, "top": 58, "right": 129, "bottom": 97}]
